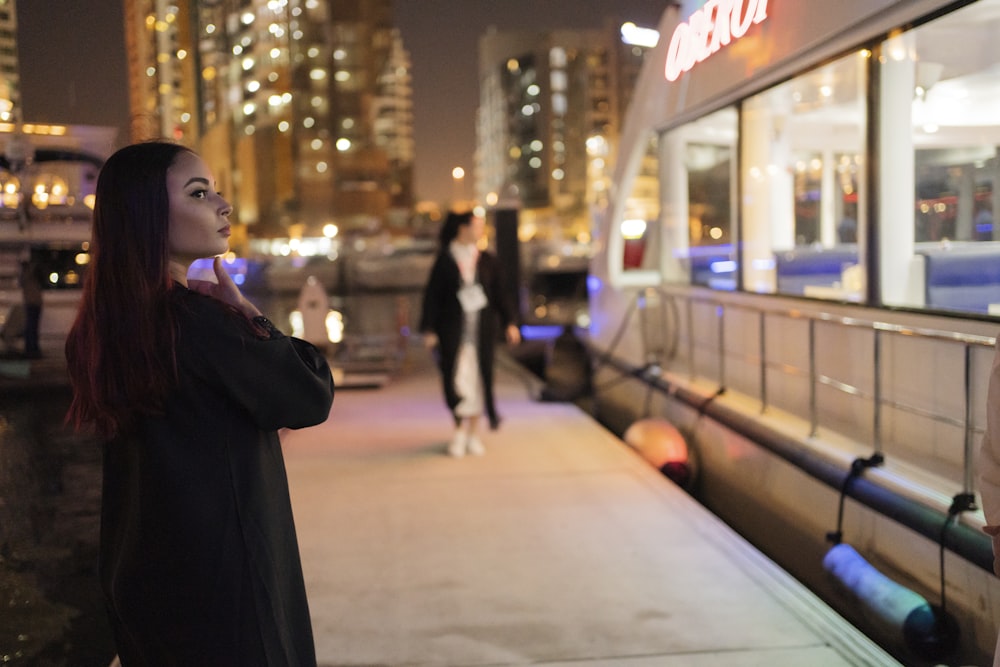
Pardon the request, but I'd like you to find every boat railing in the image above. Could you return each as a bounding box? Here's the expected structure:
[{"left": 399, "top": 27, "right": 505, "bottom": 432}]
[{"left": 638, "top": 287, "right": 995, "bottom": 500}]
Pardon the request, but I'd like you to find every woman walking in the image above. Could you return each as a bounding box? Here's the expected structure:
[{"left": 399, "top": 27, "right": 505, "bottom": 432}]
[{"left": 420, "top": 211, "right": 520, "bottom": 457}]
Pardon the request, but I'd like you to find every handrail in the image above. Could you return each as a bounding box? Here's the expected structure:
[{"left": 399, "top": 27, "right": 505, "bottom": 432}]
[
  {"left": 588, "top": 289, "right": 994, "bottom": 572},
  {"left": 642, "top": 288, "right": 994, "bottom": 499}
]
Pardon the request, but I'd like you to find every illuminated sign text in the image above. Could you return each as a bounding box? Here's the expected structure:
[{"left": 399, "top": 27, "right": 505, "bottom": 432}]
[{"left": 665, "top": 0, "right": 769, "bottom": 81}]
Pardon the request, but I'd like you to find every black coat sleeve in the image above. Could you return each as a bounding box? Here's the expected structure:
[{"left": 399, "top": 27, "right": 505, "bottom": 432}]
[
  {"left": 482, "top": 251, "right": 517, "bottom": 328},
  {"left": 177, "top": 293, "right": 335, "bottom": 432},
  {"left": 420, "top": 252, "right": 450, "bottom": 334}
]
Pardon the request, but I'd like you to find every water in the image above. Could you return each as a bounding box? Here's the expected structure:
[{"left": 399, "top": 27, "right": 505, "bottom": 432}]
[
  {"left": 0, "top": 289, "right": 423, "bottom": 666},
  {"left": 0, "top": 382, "right": 109, "bottom": 666}
]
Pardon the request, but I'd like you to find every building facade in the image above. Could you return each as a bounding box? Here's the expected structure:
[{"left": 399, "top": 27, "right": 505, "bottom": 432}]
[
  {"left": 0, "top": 0, "right": 18, "bottom": 123},
  {"left": 122, "top": 0, "right": 414, "bottom": 246},
  {"left": 476, "top": 20, "right": 651, "bottom": 242}
]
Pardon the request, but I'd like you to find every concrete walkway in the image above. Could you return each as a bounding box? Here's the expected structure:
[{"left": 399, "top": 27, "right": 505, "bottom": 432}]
[{"left": 281, "top": 349, "right": 900, "bottom": 667}]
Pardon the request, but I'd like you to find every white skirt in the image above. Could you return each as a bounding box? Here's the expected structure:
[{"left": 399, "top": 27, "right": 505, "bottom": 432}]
[{"left": 454, "top": 341, "right": 484, "bottom": 418}]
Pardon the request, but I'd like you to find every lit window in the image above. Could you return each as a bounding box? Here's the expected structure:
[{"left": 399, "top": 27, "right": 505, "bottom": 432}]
[{"left": 742, "top": 51, "right": 865, "bottom": 300}]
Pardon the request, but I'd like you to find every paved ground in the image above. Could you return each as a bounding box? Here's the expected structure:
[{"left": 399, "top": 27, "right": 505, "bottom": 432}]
[{"left": 281, "top": 349, "right": 900, "bottom": 667}]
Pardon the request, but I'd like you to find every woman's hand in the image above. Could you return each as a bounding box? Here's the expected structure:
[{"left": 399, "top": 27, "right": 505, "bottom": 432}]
[
  {"left": 505, "top": 324, "right": 521, "bottom": 346},
  {"left": 423, "top": 332, "right": 438, "bottom": 350},
  {"left": 188, "top": 256, "right": 262, "bottom": 319}
]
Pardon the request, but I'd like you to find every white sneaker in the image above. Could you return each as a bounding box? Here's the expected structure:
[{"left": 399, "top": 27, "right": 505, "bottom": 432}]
[
  {"left": 447, "top": 432, "right": 466, "bottom": 458},
  {"left": 467, "top": 435, "right": 485, "bottom": 456}
]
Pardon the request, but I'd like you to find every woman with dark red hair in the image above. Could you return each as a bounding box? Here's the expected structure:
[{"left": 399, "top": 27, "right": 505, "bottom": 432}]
[{"left": 65, "top": 141, "right": 334, "bottom": 666}]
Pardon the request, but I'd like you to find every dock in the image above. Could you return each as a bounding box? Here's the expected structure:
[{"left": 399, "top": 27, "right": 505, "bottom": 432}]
[{"left": 281, "top": 348, "right": 900, "bottom": 666}]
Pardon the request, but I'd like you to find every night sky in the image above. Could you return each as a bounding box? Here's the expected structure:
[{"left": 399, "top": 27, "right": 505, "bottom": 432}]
[{"left": 16, "top": 1, "right": 666, "bottom": 204}]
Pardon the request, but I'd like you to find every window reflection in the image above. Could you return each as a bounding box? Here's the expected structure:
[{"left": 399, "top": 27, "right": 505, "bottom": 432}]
[
  {"left": 687, "top": 141, "right": 734, "bottom": 288},
  {"left": 741, "top": 51, "right": 867, "bottom": 300},
  {"left": 652, "top": 108, "right": 737, "bottom": 288},
  {"left": 621, "top": 133, "right": 659, "bottom": 271},
  {"left": 880, "top": 0, "right": 1000, "bottom": 314}
]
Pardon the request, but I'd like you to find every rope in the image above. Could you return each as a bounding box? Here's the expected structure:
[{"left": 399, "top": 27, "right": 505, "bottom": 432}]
[
  {"left": 937, "top": 492, "right": 977, "bottom": 613},
  {"left": 826, "top": 453, "right": 884, "bottom": 545}
]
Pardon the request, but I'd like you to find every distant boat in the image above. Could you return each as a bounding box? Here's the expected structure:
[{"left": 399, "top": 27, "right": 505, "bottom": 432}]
[
  {"left": 259, "top": 255, "right": 342, "bottom": 294},
  {"left": 346, "top": 242, "right": 435, "bottom": 292}
]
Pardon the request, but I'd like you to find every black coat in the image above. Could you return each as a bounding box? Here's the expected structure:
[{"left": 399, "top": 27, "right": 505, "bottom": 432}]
[
  {"left": 101, "top": 287, "right": 334, "bottom": 666},
  {"left": 419, "top": 248, "right": 516, "bottom": 429}
]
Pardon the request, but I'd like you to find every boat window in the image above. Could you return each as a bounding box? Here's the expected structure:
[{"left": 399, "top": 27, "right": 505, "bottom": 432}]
[
  {"left": 740, "top": 51, "right": 868, "bottom": 301},
  {"left": 658, "top": 107, "right": 738, "bottom": 288},
  {"left": 878, "top": 0, "right": 1000, "bottom": 315},
  {"left": 621, "top": 133, "right": 660, "bottom": 273}
]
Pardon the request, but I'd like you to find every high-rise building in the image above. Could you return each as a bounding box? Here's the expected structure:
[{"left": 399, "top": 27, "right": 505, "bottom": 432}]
[
  {"left": 122, "top": 0, "right": 414, "bottom": 244},
  {"left": 477, "top": 20, "right": 652, "bottom": 241},
  {"left": 0, "top": 0, "right": 19, "bottom": 123}
]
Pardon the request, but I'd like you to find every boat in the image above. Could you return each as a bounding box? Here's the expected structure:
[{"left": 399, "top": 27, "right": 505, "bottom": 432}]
[{"left": 581, "top": 1, "right": 1000, "bottom": 663}]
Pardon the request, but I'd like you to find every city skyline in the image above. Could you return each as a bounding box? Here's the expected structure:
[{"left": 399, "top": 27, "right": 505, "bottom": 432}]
[{"left": 16, "top": 1, "right": 667, "bottom": 205}]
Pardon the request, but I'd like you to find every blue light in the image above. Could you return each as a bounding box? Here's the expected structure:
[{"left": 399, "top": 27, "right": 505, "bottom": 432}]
[
  {"left": 520, "top": 325, "right": 565, "bottom": 340},
  {"left": 710, "top": 260, "right": 737, "bottom": 273}
]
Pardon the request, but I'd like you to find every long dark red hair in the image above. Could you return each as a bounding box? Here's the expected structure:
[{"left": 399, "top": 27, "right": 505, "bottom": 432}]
[{"left": 65, "top": 141, "right": 192, "bottom": 439}]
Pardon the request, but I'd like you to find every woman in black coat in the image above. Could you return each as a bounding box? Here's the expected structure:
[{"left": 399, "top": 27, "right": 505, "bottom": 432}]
[
  {"left": 420, "top": 211, "right": 520, "bottom": 457},
  {"left": 65, "top": 141, "right": 334, "bottom": 666}
]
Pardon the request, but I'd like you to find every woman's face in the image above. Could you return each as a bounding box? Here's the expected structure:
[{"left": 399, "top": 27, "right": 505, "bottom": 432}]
[
  {"left": 166, "top": 151, "right": 233, "bottom": 262},
  {"left": 457, "top": 216, "right": 485, "bottom": 244}
]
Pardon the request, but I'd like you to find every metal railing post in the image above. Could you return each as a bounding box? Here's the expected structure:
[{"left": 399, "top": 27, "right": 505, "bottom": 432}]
[
  {"left": 760, "top": 310, "right": 768, "bottom": 413},
  {"left": 718, "top": 304, "right": 726, "bottom": 387},
  {"left": 963, "top": 344, "right": 975, "bottom": 494},
  {"left": 687, "top": 298, "right": 695, "bottom": 380},
  {"left": 873, "top": 329, "right": 883, "bottom": 455},
  {"left": 809, "top": 318, "right": 818, "bottom": 437}
]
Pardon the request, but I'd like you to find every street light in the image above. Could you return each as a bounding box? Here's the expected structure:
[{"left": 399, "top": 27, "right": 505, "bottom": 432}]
[{"left": 451, "top": 166, "right": 465, "bottom": 209}]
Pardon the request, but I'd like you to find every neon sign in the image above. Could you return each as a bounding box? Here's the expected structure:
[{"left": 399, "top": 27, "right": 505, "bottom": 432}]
[{"left": 664, "top": 0, "right": 769, "bottom": 81}]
